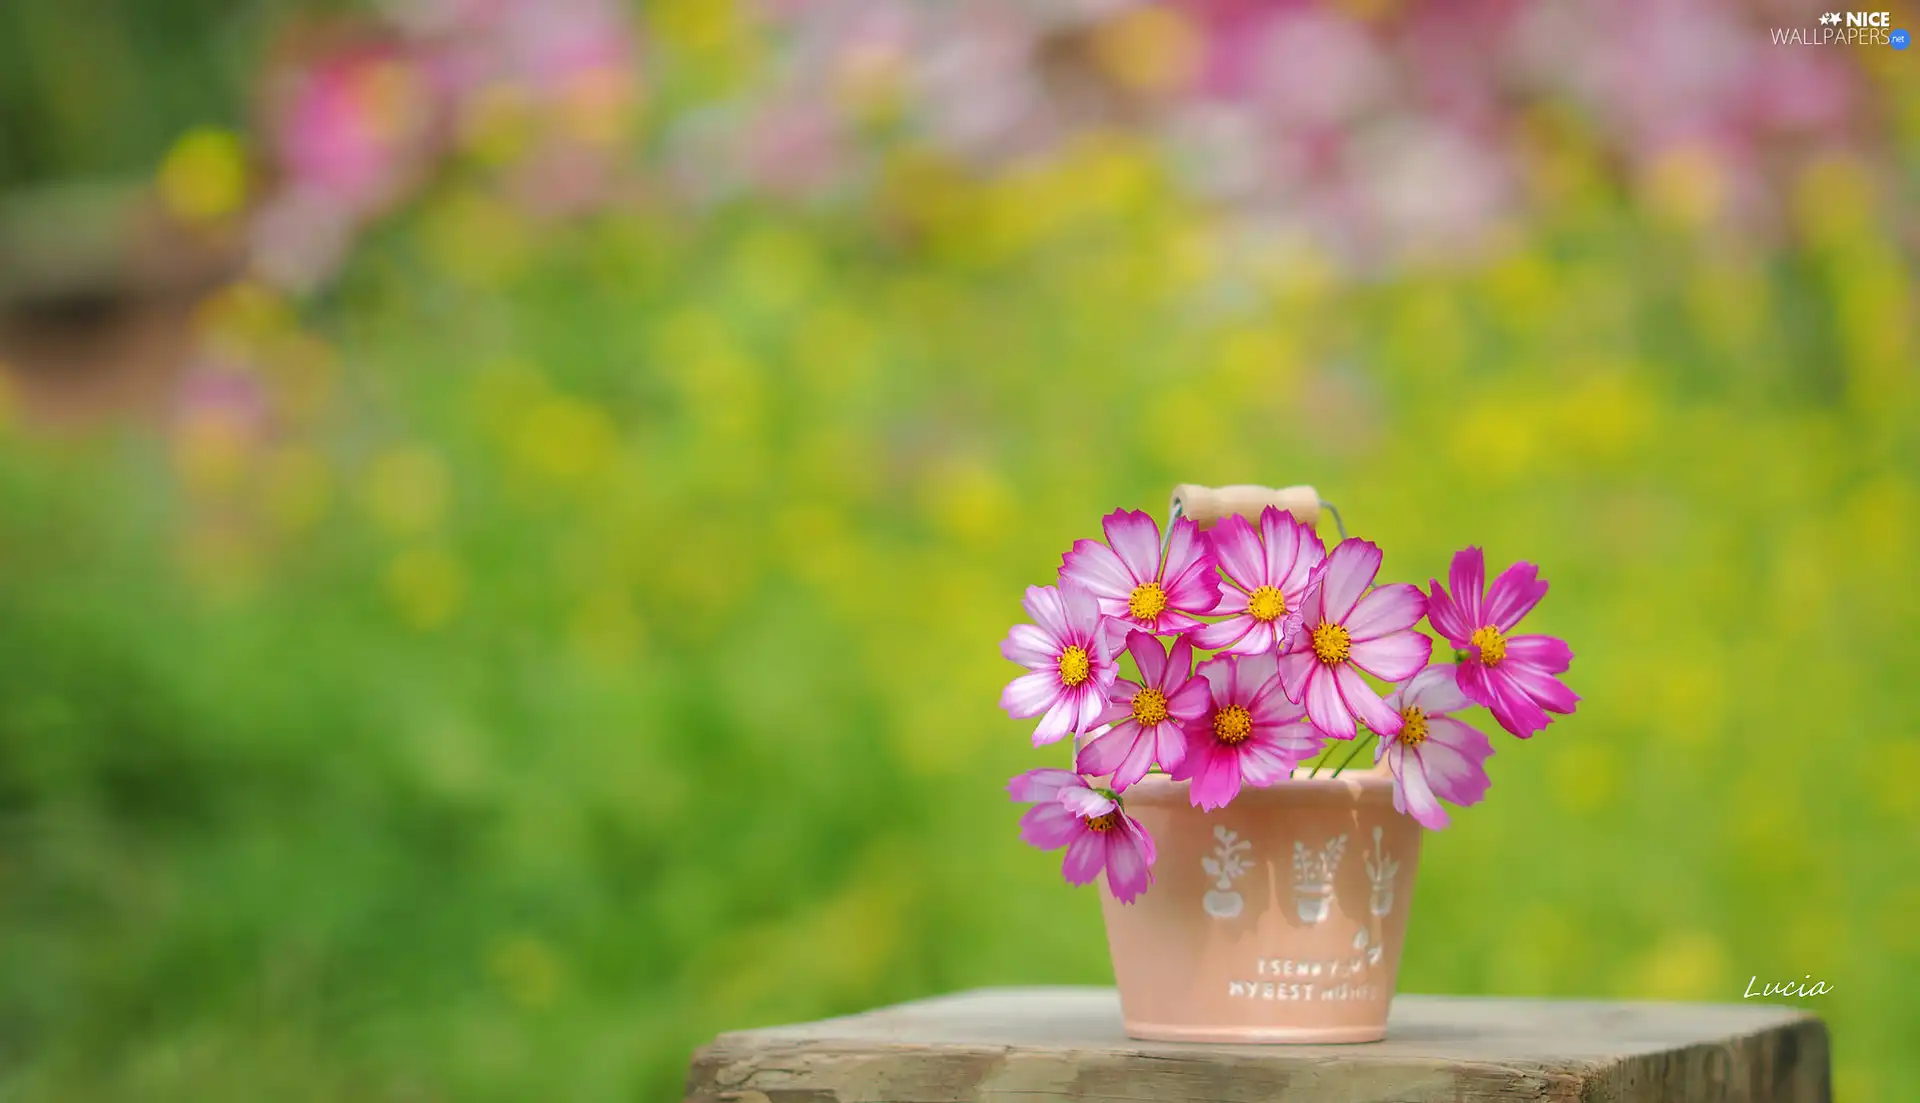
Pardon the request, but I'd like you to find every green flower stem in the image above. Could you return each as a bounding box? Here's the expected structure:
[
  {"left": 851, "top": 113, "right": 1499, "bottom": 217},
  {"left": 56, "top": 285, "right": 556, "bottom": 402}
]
[
  {"left": 1327, "top": 731, "right": 1377, "bottom": 779},
  {"left": 1310, "top": 724, "right": 1374, "bottom": 778}
]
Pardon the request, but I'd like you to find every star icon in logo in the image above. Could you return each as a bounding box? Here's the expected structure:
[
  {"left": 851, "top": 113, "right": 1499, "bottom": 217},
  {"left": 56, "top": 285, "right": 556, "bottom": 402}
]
[{"left": 1820, "top": 11, "right": 1840, "bottom": 23}]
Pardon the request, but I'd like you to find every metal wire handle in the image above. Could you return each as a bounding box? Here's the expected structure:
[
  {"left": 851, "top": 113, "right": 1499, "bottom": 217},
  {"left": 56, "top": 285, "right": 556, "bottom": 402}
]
[{"left": 1162, "top": 494, "right": 1347, "bottom": 558}]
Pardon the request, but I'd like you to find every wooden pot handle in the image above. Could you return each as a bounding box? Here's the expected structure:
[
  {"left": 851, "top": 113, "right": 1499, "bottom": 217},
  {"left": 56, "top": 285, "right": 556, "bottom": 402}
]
[{"left": 1170, "top": 483, "right": 1321, "bottom": 530}]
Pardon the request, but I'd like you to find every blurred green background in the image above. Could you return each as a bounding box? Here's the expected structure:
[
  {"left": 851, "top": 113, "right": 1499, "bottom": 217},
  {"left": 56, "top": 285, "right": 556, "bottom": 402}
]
[{"left": 0, "top": 0, "right": 1915, "bottom": 1099}]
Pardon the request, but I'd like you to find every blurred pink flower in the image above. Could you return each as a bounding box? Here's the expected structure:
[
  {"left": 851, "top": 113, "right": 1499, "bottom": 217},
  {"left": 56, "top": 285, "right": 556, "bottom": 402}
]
[
  {"left": 999, "top": 582, "right": 1120, "bottom": 746},
  {"left": 1078, "top": 630, "right": 1210, "bottom": 791},
  {"left": 268, "top": 41, "right": 437, "bottom": 215},
  {"left": 1244, "top": 9, "right": 1388, "bottom": 129},
  {"left": 1008, "top": 768, "right": 1156, "bottom": 903},
  {"left": 1426, "top": 548, "right": 1578, "bottom": 738},
  {"left": 1276, "top": 539, "right": 1431, "bottom": 741},
  {"left": 1378, "top": 664, "right": 1494, "bottom": 830},
  {"left": 1060, "top": 509, "right": 1221, "bottom": 649},
  {"left": 1192, "top": 506, "right": 1324, "bottom": 656},
  {"left": 1168, "top": 651, "right": 1323, "bottom": 811}
]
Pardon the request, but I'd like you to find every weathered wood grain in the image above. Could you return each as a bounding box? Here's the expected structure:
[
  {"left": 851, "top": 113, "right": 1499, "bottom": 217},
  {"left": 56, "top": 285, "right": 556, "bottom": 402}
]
[{"left": 683, "top": 987, "right": 1828, "bottom": 1103}]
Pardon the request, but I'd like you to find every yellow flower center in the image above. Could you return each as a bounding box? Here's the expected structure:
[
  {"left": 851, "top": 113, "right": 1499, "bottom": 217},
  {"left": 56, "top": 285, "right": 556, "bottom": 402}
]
[
  {"left": 1399, "top": 706, "right": 1429, "bottom": 747},
  {"left": 1212, "top": 703, "right": 1254, "bottom": 746},
  {"left": 1131, "top": 686, "right": 1169, "bottom": 726},
  {"left": 1085, "top": 811, "right": 1121, "bottom": 832},
  {"left": 1127, "top": 581, "right": 1168, "bottom": 620},
  {"left": 1058, "top": 645, "right": 1091, "bottom": 687},
  {"left": 1247, "top": 585, "right": 1287, "bottom": 622},
  {"left": 1470, "top": 625, "right": 1507, "bottom": 666},
  {"left": 1311, "top": 622, "right": 1352, "bottom": 665}
]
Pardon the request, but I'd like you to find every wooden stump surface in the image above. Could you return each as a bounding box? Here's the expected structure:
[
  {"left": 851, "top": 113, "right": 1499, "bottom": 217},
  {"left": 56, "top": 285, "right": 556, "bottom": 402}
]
[{"left": 684, "top": 986, "right": 1829, "bottom": 1102}]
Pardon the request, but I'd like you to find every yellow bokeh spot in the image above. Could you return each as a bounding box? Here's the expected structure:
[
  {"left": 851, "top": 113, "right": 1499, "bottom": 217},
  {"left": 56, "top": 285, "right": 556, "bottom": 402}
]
[
  {"left": 1830, "top": 245, "right": 1912, "bottom": 412},
  {"left": 172, "top": 411, "right": 257, "bottom": 497},
  {"left": 1842, "top": 475, "right": 1913, "bottom": 575},
  {"left": 486, "top": 935, "right": 563, "bottom": 1010},
  {"left": 1784, "top": 911, "right": 1846, "bottom": 967},
  {"left": 1251, "top": 237, "right": 1336, "bottom": 311},
  {"left": 1157, "top": 220, "right": 1219, "bottom": 292},
  {"left": 1387, "top": 290, "right": 1467, "bottom": 377},
  {"left": 511, "top": 397, "right": 618, "bottom": 483},
  {"left": 461, "top": 83, "right": 534, "bottom": 166},
  {"left": 1729, "top": 770, "right": 1812, "bottom": 871},
  {"left": 728, "top": 227, "right": 822, "bottom": 316},
  {"left": 260, "top": 445, "right": 333, "bottom": 534},
  {"left": 420, "top": 191, "right": 529, "bottom": 287},
  {"left": 1489, "top": 903, "right": 1577, "bottom": 992},
  {"left": 158, "top": 127, "right": 249, "bottom": 223},
  {"left": 361, "top": 446, "right": 451, "bottom": 537},
  {"left": 651, "top": 309, "right": 766, "bottom": 443},
  {"left": 792, "top": 304, "right": 878, "bottom": 398},
  {"left": 386, "top": 545, "right": 465, "bottom": 630},
  {"left": 1882, "top": 886, "right": 1920, "bottom": 954},
  {"left": 1091, "top": 6, "right": 1201, "bottom": 95},
  {"left": 1792, "top": 156, "right": 1874, "bottom": 247},
  {"left": 195, "top": 281, "right": 293, "bottom": 351},
  {"left": 268, "top": 333, "right": 339, "bottom": 425},
  {"left": 1061, "top": 132, "right": 1160, "bottom": 219},
  {"left": 648, "top": 0, "right": 742, "bottom": 54},
  {"left": 1875, "top": 740, "right": 1920, "bottom": 817},
  {"left": 1685, "top": 264, "right": 1764, "bottom": 356},
  {"left": 558, "top": 67, "right": 636, "bottom": 148},
  {"left": 1549, "top": 740, "right": 1617, "bottom": 813},
  {"left": 774, "top": 501, "right": 858, "bottom": 590},
  {"left": 1643, "top": 145, "right": 1725, "bottom": 230},
  {"left": 918, "top": 459, "right": 1012, "bottom": 547},
  {"left": 879, "top": 150, "right": 970, "bottom": 240},
  {"left": 468, "top": 359, "right": 551, "bottom": 440},
  {"left": 1651, "top": 647, "right": 1729, "bottom": 739},
  {"left": 1553, "top": 369, "right": 1656, "bottom": 462},
  {"left": 1212, "top": 327, "right": 1297, "bottom": 395},
  {"left": 1446, "top": 399, "right": 1539, "bottom": 481},
  {"left": 1628, "top": 931, "right": 1727, "bottom": 1000}
]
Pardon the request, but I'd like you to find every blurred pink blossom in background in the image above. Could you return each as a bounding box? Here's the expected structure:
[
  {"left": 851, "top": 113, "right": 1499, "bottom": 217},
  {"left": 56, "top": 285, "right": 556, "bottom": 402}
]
[{"left": 238, "top": 0, "right": 1890, "bottom": 289}]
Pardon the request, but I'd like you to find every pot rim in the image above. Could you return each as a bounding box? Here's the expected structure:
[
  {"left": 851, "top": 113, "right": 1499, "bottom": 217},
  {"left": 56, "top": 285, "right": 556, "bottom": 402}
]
[{"left": 1121, "top": 763, "right": 1395, "bottom": 805}]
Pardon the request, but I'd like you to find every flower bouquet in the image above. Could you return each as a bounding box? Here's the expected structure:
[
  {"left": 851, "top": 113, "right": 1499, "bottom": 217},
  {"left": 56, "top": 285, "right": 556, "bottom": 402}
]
[{"left": 999, "top": 484, "right": 1578, "bottom": 1042}]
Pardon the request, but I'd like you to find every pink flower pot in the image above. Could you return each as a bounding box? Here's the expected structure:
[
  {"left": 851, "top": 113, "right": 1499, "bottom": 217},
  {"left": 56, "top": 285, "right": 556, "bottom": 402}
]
[{"left": 1097, "top": 765, "right": 1422, "bottom": 1043}]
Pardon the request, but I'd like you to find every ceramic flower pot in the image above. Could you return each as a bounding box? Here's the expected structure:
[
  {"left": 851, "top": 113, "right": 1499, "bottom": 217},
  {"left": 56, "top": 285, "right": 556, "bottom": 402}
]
[{"left": 1097, "top": 765, "right": 1422, "bottom": 1043}]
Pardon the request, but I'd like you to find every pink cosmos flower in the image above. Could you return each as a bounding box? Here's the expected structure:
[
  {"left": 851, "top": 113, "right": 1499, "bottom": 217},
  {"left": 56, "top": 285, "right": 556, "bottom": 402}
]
[
  {"left": 1060, "top": 509, "right": 1221, "bottom": 649},
  {"left": 999, "top": 583, "right": 1118, "bottom": 746},
  {"left": 1425, "top": 547, "right": 1578, "bottom": 738},
  {"left": 1168, "top": 651, "right": 1325, "bottom": 811},
  {"left": 1276, "top": 540, "right": 1432, "bottom": 741},
  {"left": 1008, "top": 768, "right": 1156, "bottom": 904},
  {"left": 1077, "top": 631, "right": 1210, "bottom": 792},
  {"left": 1191, "top": 506, "right": 1326, "bottom": 657},
  {"left": 1377, "top": 664, "right": 1494, "bottom": 830}
]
